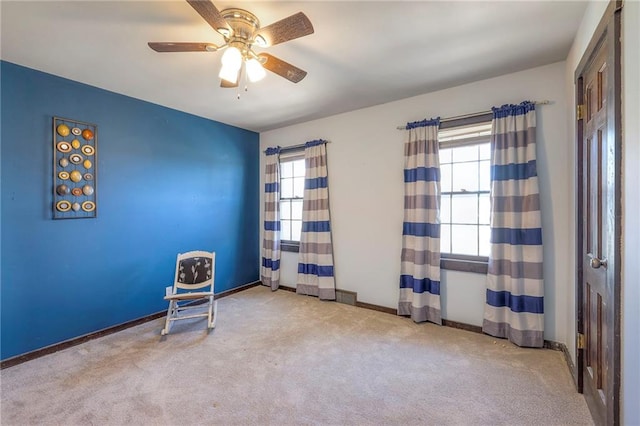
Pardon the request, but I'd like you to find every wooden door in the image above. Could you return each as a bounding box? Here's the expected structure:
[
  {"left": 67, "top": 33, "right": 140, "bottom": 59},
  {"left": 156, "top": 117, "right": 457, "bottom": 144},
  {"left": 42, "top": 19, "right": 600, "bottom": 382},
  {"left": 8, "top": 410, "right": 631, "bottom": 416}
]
[{"left": 576, "top": 5, "right": 621, "bottom": 425}]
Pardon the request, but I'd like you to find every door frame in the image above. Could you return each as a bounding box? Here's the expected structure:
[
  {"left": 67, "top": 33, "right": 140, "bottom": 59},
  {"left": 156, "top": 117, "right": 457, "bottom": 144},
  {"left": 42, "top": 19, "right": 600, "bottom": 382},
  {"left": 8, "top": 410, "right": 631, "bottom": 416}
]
[{"left": 574, "top": 0, "right": 623, "bottom": 424}]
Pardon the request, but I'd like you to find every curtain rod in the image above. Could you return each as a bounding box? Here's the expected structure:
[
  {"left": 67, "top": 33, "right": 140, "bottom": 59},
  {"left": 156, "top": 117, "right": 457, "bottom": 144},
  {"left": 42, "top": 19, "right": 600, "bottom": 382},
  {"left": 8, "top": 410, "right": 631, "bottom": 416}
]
[
  {"left": 265, "top": 140, "right": 331, "bottom": 154},
  {"left": 396, "top": 100, "right": 550, "bottom": 130}
]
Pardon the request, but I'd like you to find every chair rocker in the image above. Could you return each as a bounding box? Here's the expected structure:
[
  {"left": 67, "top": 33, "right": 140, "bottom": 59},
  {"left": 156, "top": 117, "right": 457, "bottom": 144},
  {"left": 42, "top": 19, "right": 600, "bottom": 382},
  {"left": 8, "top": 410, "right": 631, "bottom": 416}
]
[{"left": 161, "top": 250, "right": 217, "bottom": 335}]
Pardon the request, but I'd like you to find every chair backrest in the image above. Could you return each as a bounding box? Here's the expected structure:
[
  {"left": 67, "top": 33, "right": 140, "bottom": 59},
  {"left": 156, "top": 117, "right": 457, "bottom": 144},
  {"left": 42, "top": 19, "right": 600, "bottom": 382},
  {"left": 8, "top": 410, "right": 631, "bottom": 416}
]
[{"left": 173, "top": 250, "right": 215, "bottom": 292}]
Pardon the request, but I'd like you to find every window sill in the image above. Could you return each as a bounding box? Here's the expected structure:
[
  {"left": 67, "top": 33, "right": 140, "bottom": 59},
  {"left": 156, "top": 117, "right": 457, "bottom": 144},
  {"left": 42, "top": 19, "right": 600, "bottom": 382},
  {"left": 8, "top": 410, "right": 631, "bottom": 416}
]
[
  {"left": 440, "top": 257, "right": 488, "bottom": 274},
  {"left": 281, "top": 242, "right": 300, "bottom": 253}
]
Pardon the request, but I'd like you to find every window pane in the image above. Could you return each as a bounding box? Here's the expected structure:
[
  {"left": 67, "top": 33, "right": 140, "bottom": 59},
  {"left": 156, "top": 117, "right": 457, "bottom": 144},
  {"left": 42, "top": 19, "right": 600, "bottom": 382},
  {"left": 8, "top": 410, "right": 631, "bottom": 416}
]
[
  {"left": 452, "top": 145, "right": 478, "bottom": 162},
  {"left": 479, "top": 225, "right": 491, "bottom": 257},
  {"left": 440, "top": 148, "right": 452, "bottom": 164},
  {"left": 440, "top": 194, "right": 451, "bottom": 224},
  {"left": 291, "top": 200, "right": 303, "bottom": 220},
  {"left": 281, "top": 161, "right": 293, "bottom": 178},
  {"left": 441, "top": 224, "right": 451, "bottom": 254},
  {"left": 452, "top": 161, "right": 479, "bottom": 192},
  {"left": 451, "top": 193, "right": 478, "bottom": 224},
  {"left": 440, "top": 164, "right": 452, "bottom": 192},
  {"left": 281, "top": 220, "right": 292, "bottom": 240},
  {"left": 479, "top": 194, "right": 490, "bottom": 225},
  {"left": 281, "top": 178, "right": 293, "bottom": 198},
  {"left": 280, "top": 200, "right": 291, "bottom": 220},
  {"left": 451, "top": 225, "right": 478, "bottom": 255},
  {"left": 435, "top": 136, "right": 491, "bottom": 258},
  {"left": 291, "top": 220, "right": 302, "bottom": 241},
  {"left": 479, "top": 160, "right": 490, "bottom": 191},
  {"left": 293, "top": 159, "right": 305, "bottom": 177},
  {"left": 479, "top": 143, "right": 491, "bottom": 160},
  {"left": 293, "top": 177, "right": 305, "bottom": 198}
]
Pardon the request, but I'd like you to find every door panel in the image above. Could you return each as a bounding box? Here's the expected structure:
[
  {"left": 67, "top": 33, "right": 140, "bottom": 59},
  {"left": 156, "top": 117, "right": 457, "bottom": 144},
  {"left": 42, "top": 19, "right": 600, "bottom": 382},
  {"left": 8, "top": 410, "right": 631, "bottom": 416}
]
[
  {"left": 582, "top": 39, "right": 609, "bottom": 423},
  {"left": 577, "top": 8, "right": 621, "bottom": 425}
]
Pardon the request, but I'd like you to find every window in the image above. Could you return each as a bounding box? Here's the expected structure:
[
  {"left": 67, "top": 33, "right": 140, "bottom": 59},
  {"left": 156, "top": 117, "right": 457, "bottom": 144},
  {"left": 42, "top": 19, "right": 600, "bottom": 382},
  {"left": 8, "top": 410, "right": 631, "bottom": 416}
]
[
  {"left": 279, "top": 152, "right": 305, "bottom": 251},
  {"left": 438, "top": 122, "right": 492, "bottom": 267}
]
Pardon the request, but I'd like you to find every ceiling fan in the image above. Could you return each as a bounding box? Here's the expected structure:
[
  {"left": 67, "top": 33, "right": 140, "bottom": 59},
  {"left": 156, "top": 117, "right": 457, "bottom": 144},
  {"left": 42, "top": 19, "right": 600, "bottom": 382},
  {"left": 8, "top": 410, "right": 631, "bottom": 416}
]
[{"left": 148, "top": 0, "right": 314, "bottom": 88}]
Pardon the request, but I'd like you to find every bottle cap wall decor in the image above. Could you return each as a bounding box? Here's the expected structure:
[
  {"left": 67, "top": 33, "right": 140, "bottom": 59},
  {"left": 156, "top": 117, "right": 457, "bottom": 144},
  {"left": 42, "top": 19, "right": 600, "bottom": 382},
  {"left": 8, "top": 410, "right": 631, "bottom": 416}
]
[
  {"left": 53, "top": 117, "right": 97, "bottom": 219},
  {"left": 56, "top": 124, "right": 70, "bottom": 137},
  {"left": 70, "top": 170, "right": 82, "bottom": 183},
  {"left": 82, "top": 185, "right": 94, "bottom": 196},
  {"left": 81, "top": 145, "right": 95, "bottom": 156},
  {"left": 56, "top": 200, "right": 71, "bottom": 212},
  {"left": 57, "top": 141, "right": 71, "bottom": 153},
  {"left": 56, "top": 184, "right": 70, "bottom": 196},
  {"left": 81, "top": 129, "right": 94, "bottom": 141}
]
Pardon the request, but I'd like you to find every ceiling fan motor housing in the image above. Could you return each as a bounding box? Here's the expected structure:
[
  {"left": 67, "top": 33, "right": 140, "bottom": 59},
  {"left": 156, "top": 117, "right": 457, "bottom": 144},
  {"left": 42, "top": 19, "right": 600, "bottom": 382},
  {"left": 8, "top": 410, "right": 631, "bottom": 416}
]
[{"left": 220, "top": 8, "right": 261, "bottom": 51}]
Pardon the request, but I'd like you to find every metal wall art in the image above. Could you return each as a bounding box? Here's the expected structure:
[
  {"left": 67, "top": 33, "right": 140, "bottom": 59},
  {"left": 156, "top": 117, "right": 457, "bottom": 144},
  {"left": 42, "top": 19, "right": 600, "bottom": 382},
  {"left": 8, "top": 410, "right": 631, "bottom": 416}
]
[{"left": 53, "top": 117, "right": 97, "bottom": 219}]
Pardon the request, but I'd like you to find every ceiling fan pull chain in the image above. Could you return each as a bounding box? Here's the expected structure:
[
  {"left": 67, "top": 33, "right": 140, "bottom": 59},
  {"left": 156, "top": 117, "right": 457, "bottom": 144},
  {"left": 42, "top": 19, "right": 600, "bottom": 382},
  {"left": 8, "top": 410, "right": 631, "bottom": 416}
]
[
  {"left": 243, "top": 63, "right": 249, "bottom": 93},
  {"left": 240, "top": 65, "right": 248, "bottom": 96}
]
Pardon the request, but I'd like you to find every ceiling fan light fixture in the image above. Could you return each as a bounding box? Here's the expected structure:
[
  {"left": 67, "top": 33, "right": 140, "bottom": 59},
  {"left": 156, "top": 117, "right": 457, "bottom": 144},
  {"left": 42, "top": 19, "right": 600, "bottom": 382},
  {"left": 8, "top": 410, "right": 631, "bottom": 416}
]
[
  {"left": 220, "top": 46, "right": 242, "bottom": 70},
  {"left": 219, "top": 64, "right": 239, "bottom": 84},
  {"left": 254, "top": 35, "right": 267, "bottom": 47},
  {"left": 246, "top": 58, "right": 266, "bottom": 82}
]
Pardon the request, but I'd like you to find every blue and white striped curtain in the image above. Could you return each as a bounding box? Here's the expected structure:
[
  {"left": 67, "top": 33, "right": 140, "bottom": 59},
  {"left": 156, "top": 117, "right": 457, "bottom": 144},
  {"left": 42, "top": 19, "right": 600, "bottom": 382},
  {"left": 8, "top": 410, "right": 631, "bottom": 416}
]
[
  {"left": 297, "top": 140, "right": 336, "bottom": 300},
  {"left": 398, "top": 118, "right": 442, "bottom": 325},
  {"left": 483, "top": 101, "right": 544, "bottom": 347},
  {"left": 261, "top": 147, "right": 281, "bottom": 291}
]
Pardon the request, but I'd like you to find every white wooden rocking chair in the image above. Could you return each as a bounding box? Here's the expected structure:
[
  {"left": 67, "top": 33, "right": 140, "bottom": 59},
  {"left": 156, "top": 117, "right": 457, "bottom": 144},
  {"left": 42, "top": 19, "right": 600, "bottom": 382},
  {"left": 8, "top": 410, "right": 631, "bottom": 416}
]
[{"left": 161, "top": 250, "right": 217, "bottom": 335}]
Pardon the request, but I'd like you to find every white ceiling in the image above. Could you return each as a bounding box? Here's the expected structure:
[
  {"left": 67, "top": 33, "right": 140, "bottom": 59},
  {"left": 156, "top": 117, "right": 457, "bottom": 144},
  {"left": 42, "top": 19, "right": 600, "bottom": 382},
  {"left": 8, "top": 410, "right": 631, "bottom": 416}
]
[{"left": 1, "top": 1, "right": 587, "bottom": 132}]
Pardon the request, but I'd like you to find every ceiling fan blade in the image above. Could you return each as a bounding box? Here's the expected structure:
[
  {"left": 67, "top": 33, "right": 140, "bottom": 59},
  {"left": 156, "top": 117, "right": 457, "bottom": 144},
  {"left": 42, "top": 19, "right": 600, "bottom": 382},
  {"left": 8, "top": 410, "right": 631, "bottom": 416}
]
[
  {"left": 255, "top": 12, "right": 314, "bottom": 47},
  {"left": 258, "top": 53, "right": 307, "bottom": 83},
  {"left": 220, "top": 79, "right": 238, "bottom": 88},
  {"left": 148, "top": 42, "right": 218, "bottom": 52},
  {"left": 186, "top": 0, "right": 232, "bottom": 36}
]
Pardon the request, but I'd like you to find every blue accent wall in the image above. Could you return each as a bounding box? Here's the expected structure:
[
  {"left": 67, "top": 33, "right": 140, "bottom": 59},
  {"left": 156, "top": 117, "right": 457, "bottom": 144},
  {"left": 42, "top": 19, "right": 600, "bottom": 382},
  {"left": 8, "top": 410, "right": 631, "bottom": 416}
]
[{"left": 0, "top": 61, "right": 260, "bottom": 360}]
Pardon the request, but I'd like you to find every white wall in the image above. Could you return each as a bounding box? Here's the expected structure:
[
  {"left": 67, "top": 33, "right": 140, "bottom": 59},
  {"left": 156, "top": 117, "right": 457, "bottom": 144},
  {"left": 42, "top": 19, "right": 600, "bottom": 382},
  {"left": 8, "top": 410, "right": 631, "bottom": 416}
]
[
  {"left": 261, "top": 61, "right": 570, "bottom": 341},
  {"left": 565, "top": 1, "right": 639, "bottom": 423}
]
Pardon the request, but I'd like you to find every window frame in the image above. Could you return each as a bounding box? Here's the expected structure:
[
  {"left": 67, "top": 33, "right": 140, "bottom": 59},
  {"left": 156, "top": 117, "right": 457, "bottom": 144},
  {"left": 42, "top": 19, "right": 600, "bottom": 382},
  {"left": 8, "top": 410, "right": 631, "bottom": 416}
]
[
  {"left": 437, "top": 114, "right": 492, "bottom": 274},
  {"left": 279, "top": 149, "right": 305, "bottom": 253}
]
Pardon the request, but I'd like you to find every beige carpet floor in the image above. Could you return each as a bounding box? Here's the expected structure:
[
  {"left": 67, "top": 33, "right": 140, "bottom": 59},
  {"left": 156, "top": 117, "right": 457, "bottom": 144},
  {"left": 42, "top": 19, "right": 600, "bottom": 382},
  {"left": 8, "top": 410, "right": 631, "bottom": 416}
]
[{"left": 1, "top": 286, "right": 593, "bottom": 425}]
